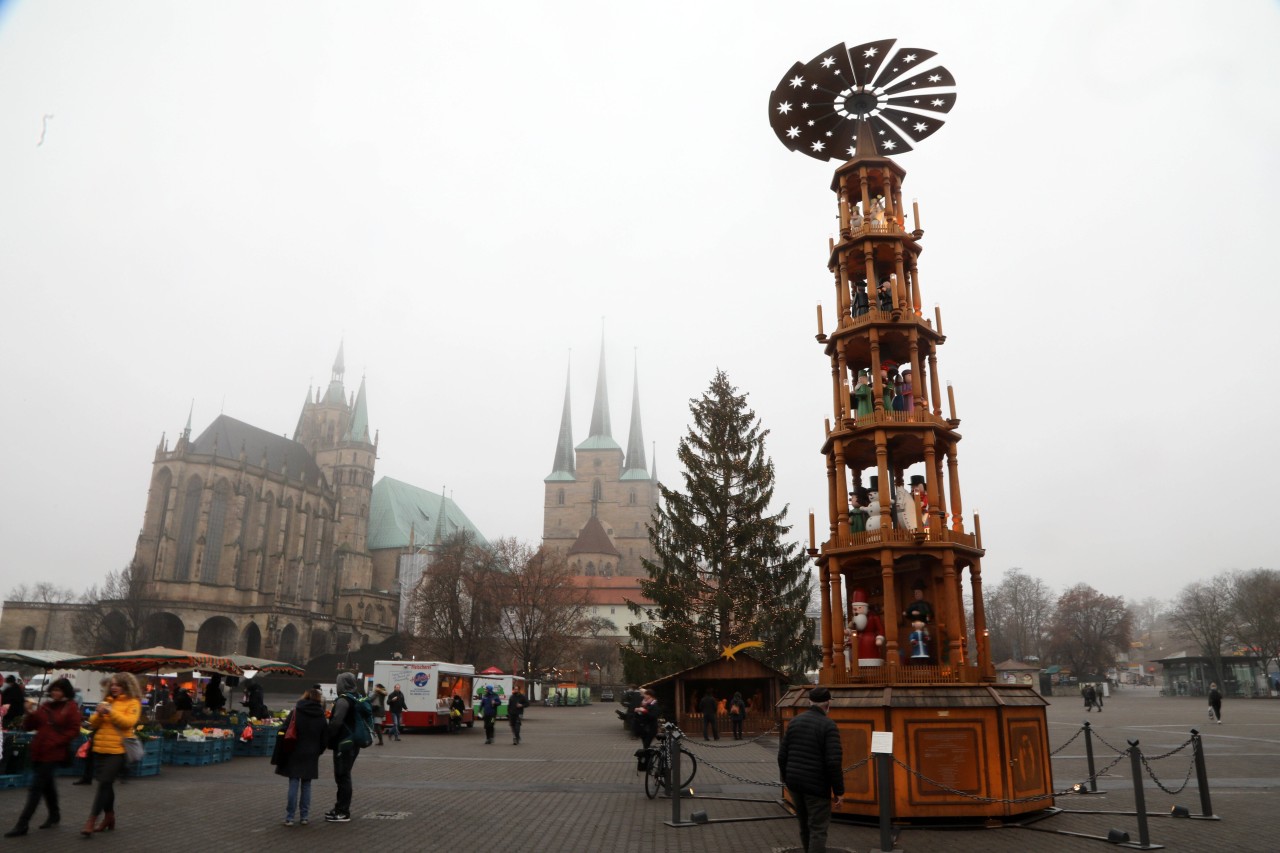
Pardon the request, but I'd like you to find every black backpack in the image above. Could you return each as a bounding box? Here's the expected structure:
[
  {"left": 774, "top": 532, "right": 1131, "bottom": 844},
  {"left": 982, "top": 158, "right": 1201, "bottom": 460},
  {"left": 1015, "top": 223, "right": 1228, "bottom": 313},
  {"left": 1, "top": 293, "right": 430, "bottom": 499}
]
[{"left": 337, "top": 693, "right": 375, "bottom": 750}]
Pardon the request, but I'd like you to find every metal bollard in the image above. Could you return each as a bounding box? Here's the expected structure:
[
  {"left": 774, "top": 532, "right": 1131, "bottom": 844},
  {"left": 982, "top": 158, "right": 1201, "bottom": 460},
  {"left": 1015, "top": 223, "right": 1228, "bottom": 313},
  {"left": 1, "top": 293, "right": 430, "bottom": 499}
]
[
  {"left": 669, "top": 733, "right": 683, "bottom": 825},
  {"left": 1190, "top": 729, "right": 1215, "bottom": 818},
  {"left": 872, "top": 752, "right": 900, "bottom": 853},
  {"left": 1083, "top": 721, "right": 1097, "bottom": 792},
  {"left": 1126, "top": 739, "right": 1153, "bottom": 849}
]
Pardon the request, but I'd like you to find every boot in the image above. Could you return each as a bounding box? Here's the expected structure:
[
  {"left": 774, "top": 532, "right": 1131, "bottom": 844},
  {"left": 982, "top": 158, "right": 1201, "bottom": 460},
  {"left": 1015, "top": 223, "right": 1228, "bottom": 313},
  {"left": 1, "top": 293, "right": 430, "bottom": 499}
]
[
  {"left": 38, "top": 813, "right": 60, "bottom": 829},
  {"left": 4, "top": 823, "right": 29, "bottom": 838},
  {"left": 81, "top": 817, "right": 96, "bottom": 838},
  {"left": 94, "top": 812, "right": 114, "bottom": 832}
]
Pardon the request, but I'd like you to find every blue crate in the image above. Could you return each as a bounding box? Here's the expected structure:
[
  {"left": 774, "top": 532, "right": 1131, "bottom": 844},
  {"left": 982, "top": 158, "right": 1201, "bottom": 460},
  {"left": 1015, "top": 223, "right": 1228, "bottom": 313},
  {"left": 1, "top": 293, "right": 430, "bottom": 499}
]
[
  {"left": 0, "top": 773, "right": 29, "bottom": 789},
  {"left": 233, "top": 726, "right": 278, "bottom": 757}
]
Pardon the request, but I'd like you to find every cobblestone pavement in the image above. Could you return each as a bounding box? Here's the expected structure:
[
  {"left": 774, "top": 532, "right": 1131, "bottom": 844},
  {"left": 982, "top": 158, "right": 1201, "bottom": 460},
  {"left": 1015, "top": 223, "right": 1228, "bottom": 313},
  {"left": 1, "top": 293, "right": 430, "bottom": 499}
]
[{"left": 2, "top": 686, "right": 1276, "bottom": 852}]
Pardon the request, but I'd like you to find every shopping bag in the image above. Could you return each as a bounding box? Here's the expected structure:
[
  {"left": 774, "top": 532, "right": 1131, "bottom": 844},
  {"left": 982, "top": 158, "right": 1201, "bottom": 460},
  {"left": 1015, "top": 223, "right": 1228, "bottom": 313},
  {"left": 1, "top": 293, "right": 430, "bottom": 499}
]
[{"left": 123, "top": 737, "right": 145, "bottom": 765}]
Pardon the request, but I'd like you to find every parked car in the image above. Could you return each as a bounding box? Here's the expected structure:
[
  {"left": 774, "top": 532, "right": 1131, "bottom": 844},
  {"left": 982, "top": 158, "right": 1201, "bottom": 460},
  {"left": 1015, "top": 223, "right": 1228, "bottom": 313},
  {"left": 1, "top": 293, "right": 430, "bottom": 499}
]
[{"left": 601, "top": 688, "right": 615, "bottom": 702}]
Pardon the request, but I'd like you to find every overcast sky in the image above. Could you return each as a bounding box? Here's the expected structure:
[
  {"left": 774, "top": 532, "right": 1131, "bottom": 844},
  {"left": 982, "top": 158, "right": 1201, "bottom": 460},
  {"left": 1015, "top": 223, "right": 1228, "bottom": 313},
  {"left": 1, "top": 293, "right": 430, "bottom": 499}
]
[{"left": 2, "top": 1, "right": 1276, "bottom": 610}]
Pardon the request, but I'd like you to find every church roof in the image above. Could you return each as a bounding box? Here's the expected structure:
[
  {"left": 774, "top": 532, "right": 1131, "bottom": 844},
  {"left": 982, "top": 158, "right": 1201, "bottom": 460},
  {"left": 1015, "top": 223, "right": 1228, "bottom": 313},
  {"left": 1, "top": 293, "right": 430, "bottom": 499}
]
[
  {"left": 580, "top": 334, "right": 621, "bottom": 452},
  {"left": 622, "top": 359, "right": 649, "bottom": 479},
  {"left": 368, "top": 476, "right": 487, "bottom": 551},
  {"left": 546, "top": 364, "right": 576, "bottom": 481},
  {"left": 345, "top": 375, "right": 370, "bottom": 442},
  {"left": 567, "top": 515, "right": 621, "bottom": 558},
  {"left": 190, "top": 415, "right": 327, "bottom": 488}
]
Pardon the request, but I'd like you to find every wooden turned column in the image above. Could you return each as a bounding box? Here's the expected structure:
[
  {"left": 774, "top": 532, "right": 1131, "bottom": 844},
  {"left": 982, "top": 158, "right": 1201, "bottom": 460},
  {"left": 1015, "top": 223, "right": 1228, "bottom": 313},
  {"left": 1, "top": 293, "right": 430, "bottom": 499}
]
[
  {"left": 830, "top": 361, "right": 843, "bottom": 420},
  {"left": 869, "top": 331, "right": 885, "bottom": 414},
  {"left": 858, "top": 168, "right": 872, "bottom": 220},
  {"left": 942, "top": 551, "right": 961, "bottom": 666},
  {"left": 874, "top": 429, "right": 892, "bottom": 531},
  {"left": 970, "top": 559, "right": 988, "bottom": 672},
  {"left": 835, "top": 264, "right": 849, "bottom": 326},
  {"left": 928, "top": 353, "right": 943, "bottom": 417},
  {"left": 946, "top": 446, "right": 964, "bottom": 531},
  {"left": 830, "top": 566, "right": 846, "bottom": 676},
  {"left": 909, "top": 255, "right": 923, "bottom": 316},
  {"left": 826, "top": 451, "right": 838, "bottom": 544},
  {"left": 922, "top": 440, "right": 941, "bottom": 533},
  {"left": 908, "top": 339, "right": 925, "bottom": 417},
  {"left": 819, "top": 561, "right": 832, "bottom": 671},
  {"left": 881, "top": 551, "right": 899, "bottom": 670},
  {"left": 836, "top": 350, "right": 853, "bottom": 420},
  {"left": 834, "top": 442, "right": 852, "bottom": 543}
]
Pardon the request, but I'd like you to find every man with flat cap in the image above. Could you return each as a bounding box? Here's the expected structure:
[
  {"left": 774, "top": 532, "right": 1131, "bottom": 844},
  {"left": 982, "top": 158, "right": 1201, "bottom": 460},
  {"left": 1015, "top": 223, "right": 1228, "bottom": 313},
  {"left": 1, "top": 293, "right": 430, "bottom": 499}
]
[{"left": 778, "top": 686, "right": 844, "bottom": 853}]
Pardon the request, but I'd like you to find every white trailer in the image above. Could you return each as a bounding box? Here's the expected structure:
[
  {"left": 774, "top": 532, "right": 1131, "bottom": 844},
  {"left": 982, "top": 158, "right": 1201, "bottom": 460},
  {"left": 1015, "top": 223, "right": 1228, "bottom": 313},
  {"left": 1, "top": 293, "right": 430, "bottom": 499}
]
[{"left": 371, "top": 660, "right": 475, "bottom": 731}]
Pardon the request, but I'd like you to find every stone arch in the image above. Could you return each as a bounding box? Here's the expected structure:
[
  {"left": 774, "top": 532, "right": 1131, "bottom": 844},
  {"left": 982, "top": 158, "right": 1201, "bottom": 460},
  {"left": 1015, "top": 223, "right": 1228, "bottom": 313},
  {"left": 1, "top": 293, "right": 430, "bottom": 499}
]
[
  {"left": 585, "top": 561, "right": 596, "bottom": 576},
  {"left": 278, "top": 623, "right": 299, "bottom": 662},
  {"left": 309, "top": 629, "right": 330, "bottom": 659},
  {"left": 364, "top": 604, "right": 374, "bottom": 623},
  {"left": 241, "top": 621, "right": 262, "bottom": 657},
  {"left": 376, "top": 604, "right": 386, "bottom": 625},
  {"left": 142, "top": 611, "right": 186, "bottom": 648},
  {"left": 101, "top": 611, "right": 129, "bottom": 652},
  {"left": 344, "top": 604, "right": 353, "bottom": 621},
  {"left": 19, "top": 626, "right": 37, "bottom": 649},
  {"left": 202, "top": 478, "right": 232, "bottom": 585},
  {"left": 174, "top": 474, "right": 204, "bottom": 581},
  {"left": 195, "top": 616, "right": 237, "bottom": 656}
]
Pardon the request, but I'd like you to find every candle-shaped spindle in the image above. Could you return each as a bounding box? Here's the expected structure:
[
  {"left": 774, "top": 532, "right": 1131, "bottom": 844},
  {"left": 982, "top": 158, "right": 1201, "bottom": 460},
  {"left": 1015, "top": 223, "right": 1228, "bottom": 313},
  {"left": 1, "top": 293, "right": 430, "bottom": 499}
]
[
  {"left": 947, "top": 381, "right": 957, "bottom": 420},
  {"left": 816, "top": 302, "right": 824, "bottom": 337},
  {"left": 912, "top": 197, "right": 921, "bottom": 231},
  {"left": 934, "top": 303, "right": 943, "bottom": 335},
  {"left": 809, "top": 509, "right": 817, "bottom": 550},
  {"left": 974, "top": 512, "right": 983, "bottom": 549}
]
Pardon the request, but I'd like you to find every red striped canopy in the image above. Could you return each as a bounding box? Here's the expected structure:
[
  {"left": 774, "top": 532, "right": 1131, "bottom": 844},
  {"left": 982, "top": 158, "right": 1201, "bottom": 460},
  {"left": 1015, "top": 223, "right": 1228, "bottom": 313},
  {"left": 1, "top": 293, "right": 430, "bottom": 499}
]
[{"left": 56, "top": 646, "right": 242, "bottom": 676}]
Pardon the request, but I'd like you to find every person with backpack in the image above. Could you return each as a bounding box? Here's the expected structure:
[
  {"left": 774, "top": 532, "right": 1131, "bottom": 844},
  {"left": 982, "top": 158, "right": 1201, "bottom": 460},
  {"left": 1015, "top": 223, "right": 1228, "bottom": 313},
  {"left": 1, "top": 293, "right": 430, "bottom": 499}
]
[
  {"left": 369, "top": 684, "right": 387, "bottom": 746},
  {"left": 507, "top": 686, "right": 529, "bottom": 745},
  {"left": 323, "top": 672, "right": 372, "bottom": 823},
  {"left": 479, "top": 687, "right": 501, "bottom": 744}
]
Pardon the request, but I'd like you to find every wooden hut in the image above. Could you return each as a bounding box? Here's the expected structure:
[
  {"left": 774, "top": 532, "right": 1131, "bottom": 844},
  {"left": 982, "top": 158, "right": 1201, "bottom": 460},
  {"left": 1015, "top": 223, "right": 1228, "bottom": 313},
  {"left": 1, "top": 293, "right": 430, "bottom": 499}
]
[{"left": 643, "top": 653, "right": 791, "bottom": 738}]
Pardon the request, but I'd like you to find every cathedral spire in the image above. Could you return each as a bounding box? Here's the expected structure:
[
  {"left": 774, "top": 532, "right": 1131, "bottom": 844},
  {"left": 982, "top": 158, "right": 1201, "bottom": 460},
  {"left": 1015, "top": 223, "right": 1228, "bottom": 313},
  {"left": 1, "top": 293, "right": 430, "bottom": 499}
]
[
  {"left": 622, "top": 355, "right": 649, "bottom": 479},
  {"left": 546, "top": 362, "right": 576, "bottom": 481},
  {"left": 183, "top": 400, "right": 193, "bottom": 439},
  {"left": 323, "top": 341, "right": 346, "bottom": 404},
  {"left": 587, "top": 333, "right": 612, "bottom": 440},
  {"left": 346, "top": 373, "right": 370, "bottom": 443}
]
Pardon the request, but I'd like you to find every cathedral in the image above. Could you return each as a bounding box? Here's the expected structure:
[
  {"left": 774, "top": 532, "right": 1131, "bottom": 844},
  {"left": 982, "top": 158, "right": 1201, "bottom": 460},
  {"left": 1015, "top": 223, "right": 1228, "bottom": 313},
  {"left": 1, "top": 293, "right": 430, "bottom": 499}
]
[
  {"left": 543, "top": 341, "right": 658, "bottom": 638},
  {"left": 0, "top": 344, "right": 487, "bottom": 660}
]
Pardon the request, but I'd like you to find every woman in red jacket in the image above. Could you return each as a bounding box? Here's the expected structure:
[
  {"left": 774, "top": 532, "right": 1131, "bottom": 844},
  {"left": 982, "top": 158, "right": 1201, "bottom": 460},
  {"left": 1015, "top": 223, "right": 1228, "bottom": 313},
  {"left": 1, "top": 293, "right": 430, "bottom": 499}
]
[{"left": 5, "top": 677, "right": 82, "bottom": 837}]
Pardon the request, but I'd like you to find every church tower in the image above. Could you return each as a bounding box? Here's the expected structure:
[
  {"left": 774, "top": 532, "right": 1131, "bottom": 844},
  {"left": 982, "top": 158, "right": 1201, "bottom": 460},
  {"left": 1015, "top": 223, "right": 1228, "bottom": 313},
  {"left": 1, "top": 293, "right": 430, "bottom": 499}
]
[{"left": 543, "top": 339, "right": 656, "bottom": 577}]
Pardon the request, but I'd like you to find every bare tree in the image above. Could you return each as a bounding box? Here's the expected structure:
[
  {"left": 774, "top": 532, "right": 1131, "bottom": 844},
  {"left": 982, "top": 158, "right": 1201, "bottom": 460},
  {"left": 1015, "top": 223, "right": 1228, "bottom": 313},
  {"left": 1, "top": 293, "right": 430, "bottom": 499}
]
[
  {"left": 495, "top": 539, "right": 594, "bottom": 678},
  {"left": 7, "top": 582, "right": 79, "bottom": 603},
  {"left": 1167, "top": 575, "right": 1234, "bottom": 687},
  {"left": 405, "top": 531, "right": 503, "bottom": 664},
  {"left": 984, "top": 568, "right": 1054, "bottom": 663},
  {"left": 1230, "top": 568, "right": 1280, "bottom": 685},
  {"left": 73, "top": 560, "right": 155, "bottom": 653},
  {"left": 1047, "top": 583, "right": 1131, "bottom": 679},
  {"left": 1127, "top": 596, "right": 1166, "bottom": 642}
]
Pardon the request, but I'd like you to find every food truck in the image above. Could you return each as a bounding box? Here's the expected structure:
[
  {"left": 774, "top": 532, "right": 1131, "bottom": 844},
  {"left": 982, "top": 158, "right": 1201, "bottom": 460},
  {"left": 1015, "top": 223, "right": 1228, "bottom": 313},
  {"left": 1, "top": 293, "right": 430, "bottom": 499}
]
[
  {"left": 371, "top": 660, "right": 475, "bottom": 731},
  {"left": 471, "top": 673, "right": 526, "bottom": 720}
]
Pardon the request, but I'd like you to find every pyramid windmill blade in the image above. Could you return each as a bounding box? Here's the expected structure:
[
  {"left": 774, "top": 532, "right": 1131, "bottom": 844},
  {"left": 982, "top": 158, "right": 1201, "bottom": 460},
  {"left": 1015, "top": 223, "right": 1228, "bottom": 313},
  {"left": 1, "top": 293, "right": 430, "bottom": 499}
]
[
  {"left": 882, "top": 66, "right": 958, "bottom": 97},
  {"left": 871, "top": 47, "right": 938, "bottom": 89},
  {"left": 887, "top": 91, "right": 957, "bottom": 115},
  {"left": 880, "top": 107, "right": 946, "bottom": 143},
  {"left": 848, "top": 39, "right": 898, "bottom": 87}
]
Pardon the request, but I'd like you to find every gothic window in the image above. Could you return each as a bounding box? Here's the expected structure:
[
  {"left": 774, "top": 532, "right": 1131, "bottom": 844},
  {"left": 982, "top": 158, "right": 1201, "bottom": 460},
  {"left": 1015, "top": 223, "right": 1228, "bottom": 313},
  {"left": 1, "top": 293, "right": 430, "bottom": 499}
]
[
  {"left": 258, "top": 493, "right": 276, "bottom": 593},
  {"left": 557, "top": 489, "right": 565, "bottom": 505},
  {"left": 146, "top": 468, "right": 173, "bottom": 540},
  {"left": 585, "top": 561, "right": 596, "bottom": 576},
  {"left": 236, "top": 486, "right": 254, "bottom": 589},
  {"left": 174, "top": 475, "right": 203, "bottom": 581},
  {"left": 202, "top": 479, "right": 231, "bottom": 585},
  {"left": 281, "top": 497, "right": 296, "bottom": 599},
  {"left": 344, "top": 604, "right": 353, "bottom": 621},
  {"left": 19, "top": 626, "right": 36, "bottom": 649},
  {"left": 592, "top": 480, "right": 602, "bottom": 502},
  {"left": 629, "top": 489, "right": 636, "bottom": 505}
]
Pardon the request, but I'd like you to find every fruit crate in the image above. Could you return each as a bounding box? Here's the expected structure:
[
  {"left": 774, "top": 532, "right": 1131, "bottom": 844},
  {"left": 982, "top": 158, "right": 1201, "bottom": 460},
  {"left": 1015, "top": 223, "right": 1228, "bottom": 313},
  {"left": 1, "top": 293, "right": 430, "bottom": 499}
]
[
  {"left": 168, "top": 739, "right": 216, "bottom": 766},
  {"left": 126, "top": 739, "right": 162, "bottom": 777},
  {"left": 233, "top": 725, "right": 278, "bottom": 757}
]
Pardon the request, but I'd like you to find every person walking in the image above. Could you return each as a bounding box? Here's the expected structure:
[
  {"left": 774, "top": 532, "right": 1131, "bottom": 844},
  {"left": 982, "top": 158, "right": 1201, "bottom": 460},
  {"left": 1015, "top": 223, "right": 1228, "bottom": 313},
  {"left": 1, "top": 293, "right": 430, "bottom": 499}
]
[
  {"left": 778, "top": 687, "right": 844, "bottom": 853},
  {"left": 387, "top": 685, "right": 406, "bottom": 741},
  {"left": 272, "top": 687, "right": 327, "bottom": 827},
  {"left": 1208, "top": 682, "right": 1223, "bottom": 724},
  {"left": 1, "top": 675, "right": 23, "bottom": 728},
  {"left": 323, "top": 672, "right": 363, "bottom": 823},
  {"left": 479, "top": 687, "right": 500, "bottom": 744},
  {"left": 449, "top": 693, "right": 466, "bottom": 733},
  {"left": 369, "top": 684, "right": 387, "bottom": 745},
  {"left": 507, "top": 685, "right": 529, "bottom": 745},
  {"left": 1082, "top": 683, "right": 1097, "bottom": 712},
  {"left": 728, "top": 691, "right": 747, "bottom": 740},
  {"left": 81, "top": 672, "right": 142, "bottom": 837},
  {"left": 72, "top": 679, "right": 112, "bottom": 787},
  {"left": 6, "top": 678, "right": 82, "bottom": 836}
]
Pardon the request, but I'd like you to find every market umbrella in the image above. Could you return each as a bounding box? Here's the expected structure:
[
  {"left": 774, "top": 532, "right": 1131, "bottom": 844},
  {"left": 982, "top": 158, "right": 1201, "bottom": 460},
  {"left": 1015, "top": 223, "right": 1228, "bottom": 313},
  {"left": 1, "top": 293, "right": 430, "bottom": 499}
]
[
  {"left": 226, "top": 654, "right": 304, "bottom": 677},
  {"left": 479, "top": 667, "right": 504, "bottom": 675},
  {"left": 0, "top": 649, "right": 82, "bottom": 699},
  {"left": 57, "top": 646, "right": 242, "bottom": 677}
]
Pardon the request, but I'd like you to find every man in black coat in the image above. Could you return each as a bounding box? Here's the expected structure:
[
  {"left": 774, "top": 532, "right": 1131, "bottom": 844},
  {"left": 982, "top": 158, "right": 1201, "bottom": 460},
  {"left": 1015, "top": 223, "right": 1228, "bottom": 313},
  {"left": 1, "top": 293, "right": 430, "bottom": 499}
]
[
  {"left": 699, "top": 690, "right": 719, "bottom": 740},
  {"left": 778, "top": 686, "right": 844, "bottom": 853}
]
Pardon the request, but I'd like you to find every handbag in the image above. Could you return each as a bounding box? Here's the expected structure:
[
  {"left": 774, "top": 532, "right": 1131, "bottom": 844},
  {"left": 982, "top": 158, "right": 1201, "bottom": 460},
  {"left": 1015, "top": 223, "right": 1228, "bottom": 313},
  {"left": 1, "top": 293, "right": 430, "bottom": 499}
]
[
  {"left": 123, "top": 736, "right": 145, "bottom": 765},
  {"left": 283, "top": 711, "right": 297, "bottom": 742}
]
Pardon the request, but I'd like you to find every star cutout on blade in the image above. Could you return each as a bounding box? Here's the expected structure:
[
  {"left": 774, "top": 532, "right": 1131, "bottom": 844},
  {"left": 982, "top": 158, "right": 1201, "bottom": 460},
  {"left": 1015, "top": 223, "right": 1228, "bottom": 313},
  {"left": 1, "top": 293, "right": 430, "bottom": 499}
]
[
  {"left": 928, "top": 74, "right": 941, "bottom": 82},
  {"left": 931, "top": 98, "right": 945, "bottom": 106},
  {"left": 864, "top": 47, "right": 878, "bottom": 57},
  {"left": 914, "top": 122, "right": 928, "bottom": 132},
  {"left": 801, "top": 102, "right": 810, "bottom": 108},
  {"left": 790, "top": 75, "right": 805, "bottom": 88},
  {"left": 825, "top": 131, "right": 833, "bottom": 136},
  {"left": 821, "top": 56, "right": 836, "bottom": 68},
  {"left": 904, "top": 53, "right": 917, "bottom": 62},
  {"left": 807, "top": 120, "right": 815, "bottom": 126},
  {"left": 811, "top": 140, "right": 825, "bottom": 151},
  {"left": 811, "top": 83, "right": 818, "bottom": 90},
  {"left": 847, "top": 146, "right": 858, "bottom": 157},
  {"left": 777, "top": 101, "right": 793, "bottom": 114},
  {"left": 786, "top": 126, "right": 801, "bottom": 139},
  {"left": 882, "top": 139, "right": 897, "bottom": 150}
]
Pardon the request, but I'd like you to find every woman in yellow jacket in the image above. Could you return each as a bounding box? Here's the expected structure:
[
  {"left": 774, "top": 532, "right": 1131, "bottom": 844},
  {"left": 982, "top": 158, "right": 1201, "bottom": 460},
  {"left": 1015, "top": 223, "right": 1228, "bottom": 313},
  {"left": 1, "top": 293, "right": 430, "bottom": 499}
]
[{"left": 82, "top": 672, "right": 142, "bottom": 836}]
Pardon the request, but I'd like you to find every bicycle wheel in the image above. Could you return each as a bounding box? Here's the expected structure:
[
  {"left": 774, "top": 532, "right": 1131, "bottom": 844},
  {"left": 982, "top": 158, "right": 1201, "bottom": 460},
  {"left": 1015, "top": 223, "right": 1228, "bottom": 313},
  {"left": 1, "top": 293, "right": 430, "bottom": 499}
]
[
  {"left": 644, "top": 754, "right": 664, "bottom": 799},
  {"left": 676, "top": 747, "right": 697, "bottom": 790}
]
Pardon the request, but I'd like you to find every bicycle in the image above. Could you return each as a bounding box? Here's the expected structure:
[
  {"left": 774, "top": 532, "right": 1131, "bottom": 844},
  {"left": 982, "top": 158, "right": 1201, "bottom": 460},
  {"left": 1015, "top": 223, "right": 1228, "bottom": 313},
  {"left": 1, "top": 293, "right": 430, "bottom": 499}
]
[{"left": 643, "top": 721, "right": 697, "bottom": 799}]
